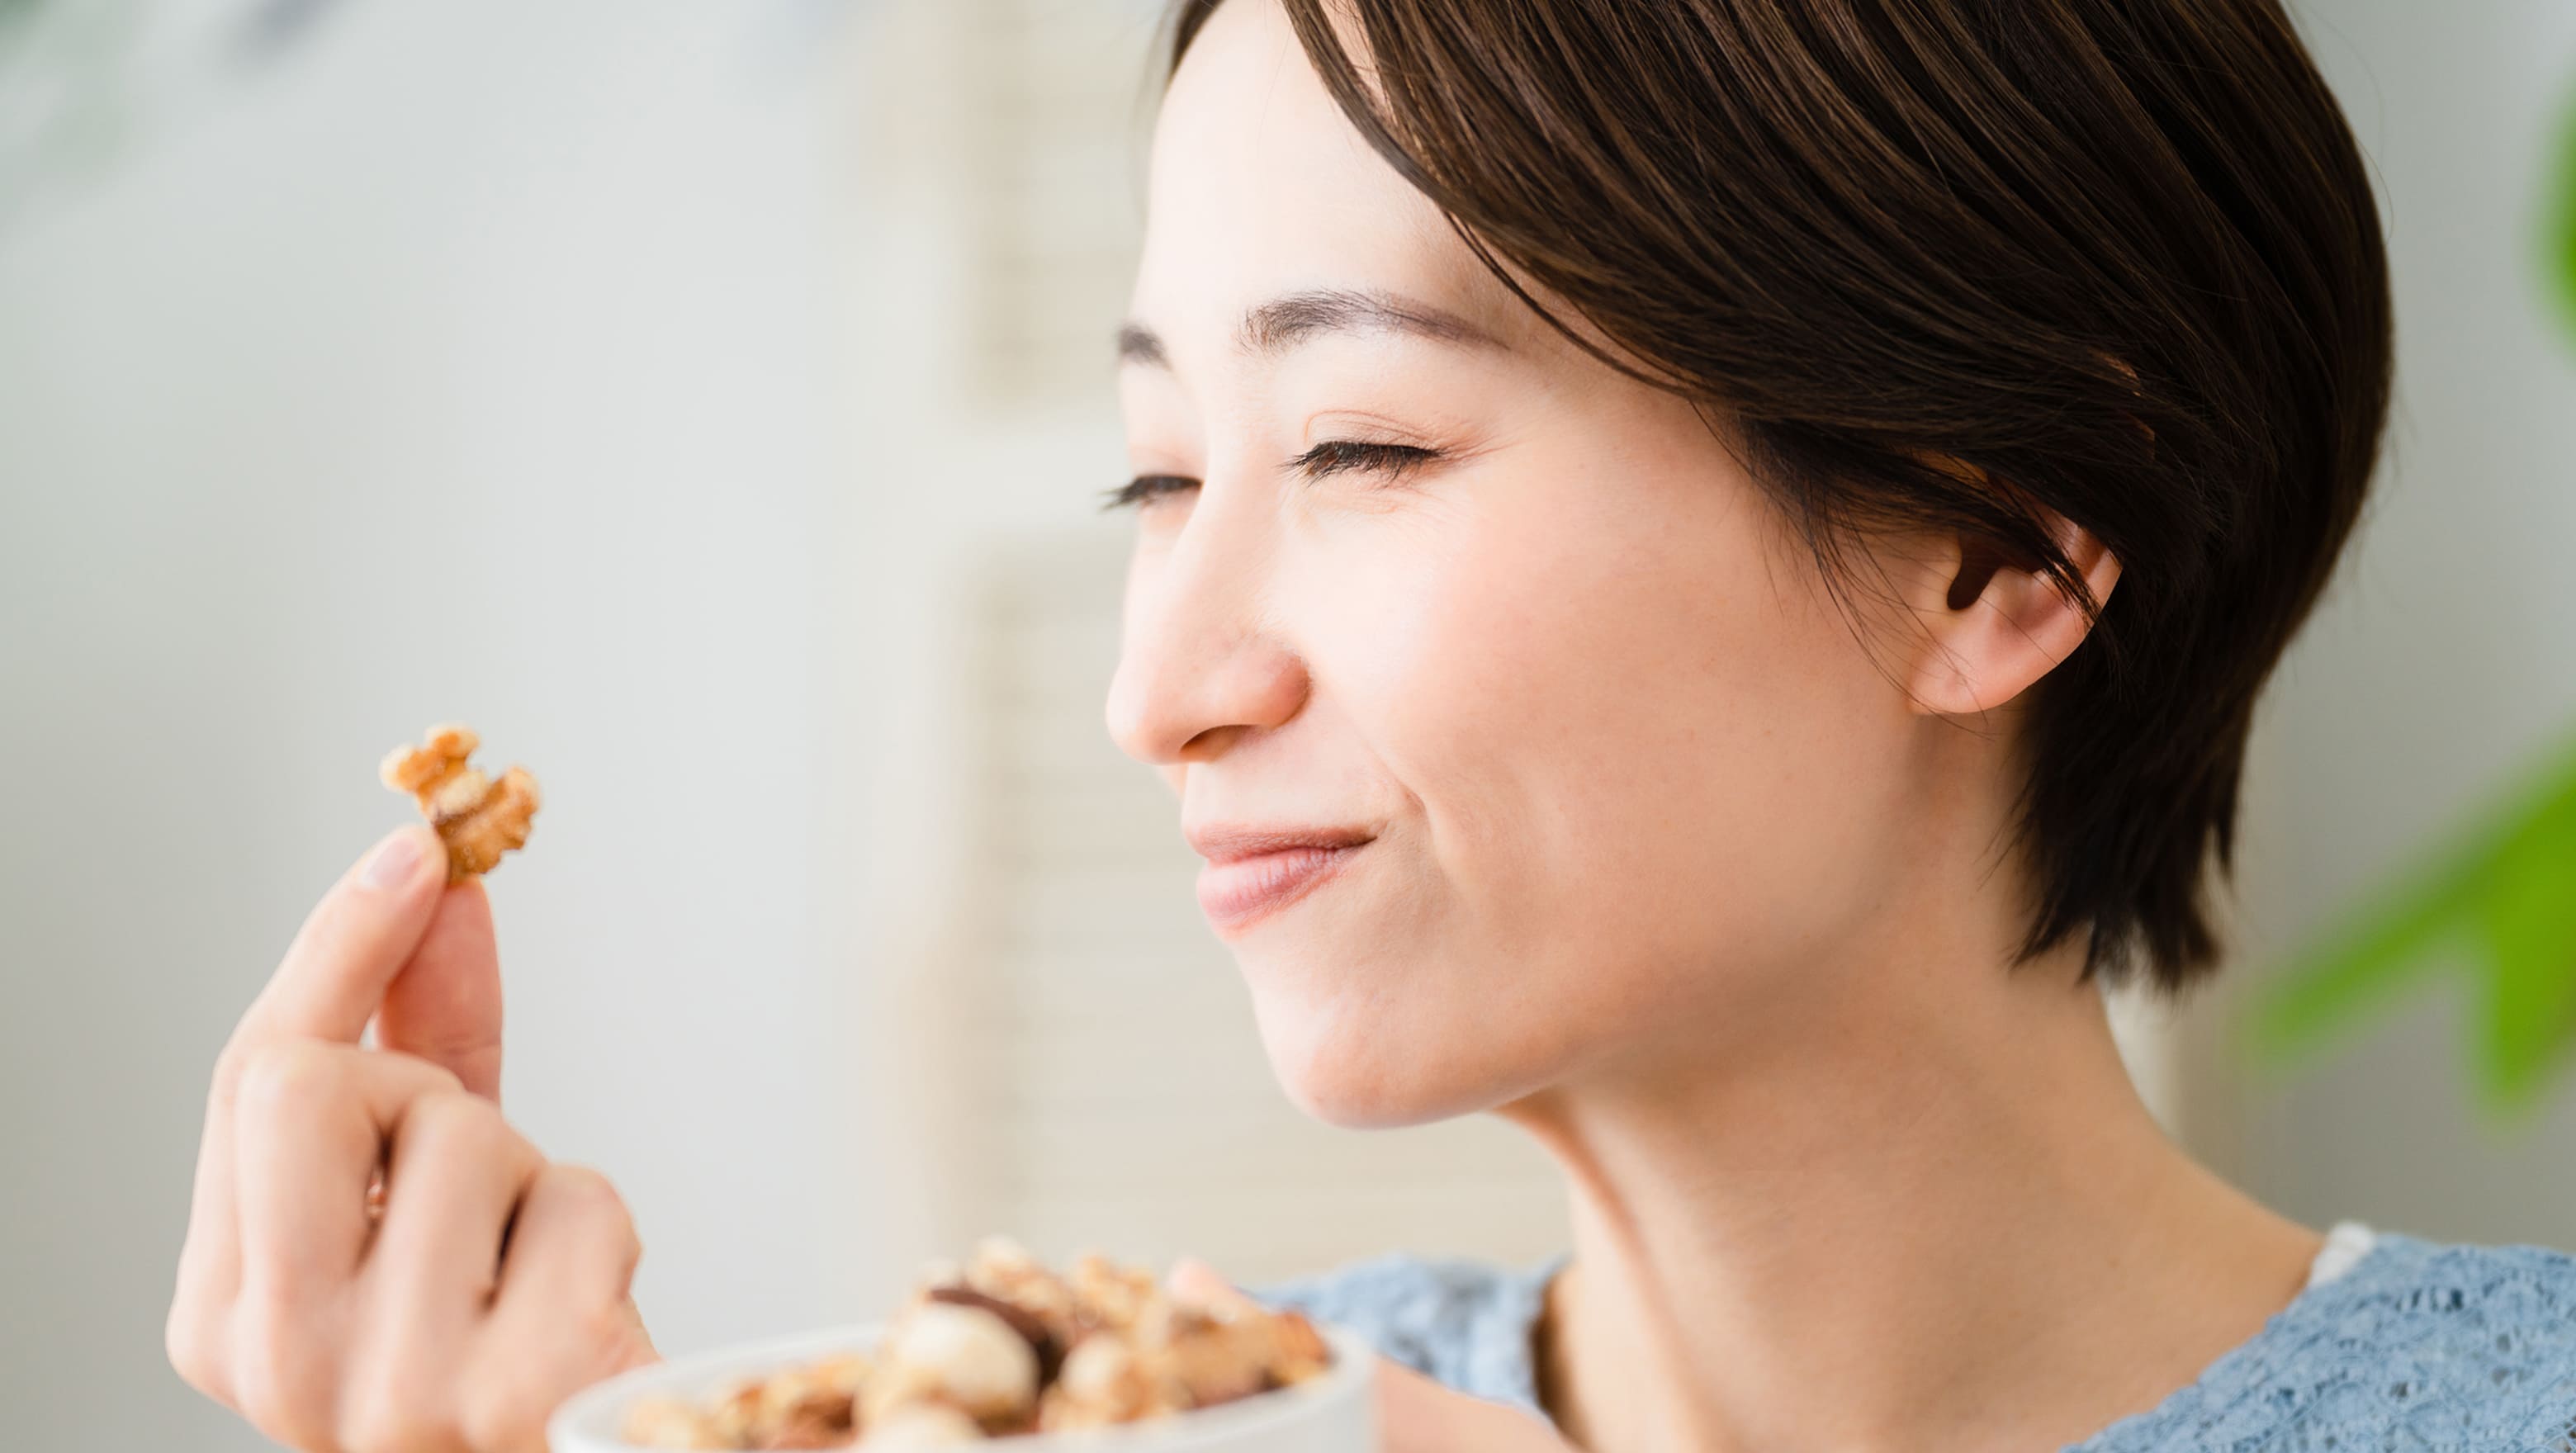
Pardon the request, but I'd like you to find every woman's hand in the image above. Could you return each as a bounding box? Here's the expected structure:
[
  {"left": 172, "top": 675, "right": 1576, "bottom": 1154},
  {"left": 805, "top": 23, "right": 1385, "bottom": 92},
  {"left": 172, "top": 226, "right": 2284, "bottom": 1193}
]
[
  {"left": 167, "top": 826, "right": 659, "bottom": 1453},
  {"left": 1164, "top": 1260, "right": 1579, "bottom": 1453}
]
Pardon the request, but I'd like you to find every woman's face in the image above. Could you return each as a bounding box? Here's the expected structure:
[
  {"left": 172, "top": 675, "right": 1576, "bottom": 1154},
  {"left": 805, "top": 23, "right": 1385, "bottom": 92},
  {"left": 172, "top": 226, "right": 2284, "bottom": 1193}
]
[{"left": 1108, "top": 0, "right": 1945, "bottom": 1127}]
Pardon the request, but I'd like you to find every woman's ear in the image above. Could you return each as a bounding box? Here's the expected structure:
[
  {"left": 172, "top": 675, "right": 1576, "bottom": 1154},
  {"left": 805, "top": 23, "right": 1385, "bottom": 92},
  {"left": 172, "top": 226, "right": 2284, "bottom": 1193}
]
[{"left": 1900, "top": 512, "right": 2121, "bottom": 718}]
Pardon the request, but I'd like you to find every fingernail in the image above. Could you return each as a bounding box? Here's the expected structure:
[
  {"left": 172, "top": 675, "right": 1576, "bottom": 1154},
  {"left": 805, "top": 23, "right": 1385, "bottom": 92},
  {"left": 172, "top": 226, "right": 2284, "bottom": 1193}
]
[{"left": 361, "top": 827, "right": 429, "bottom": 891}]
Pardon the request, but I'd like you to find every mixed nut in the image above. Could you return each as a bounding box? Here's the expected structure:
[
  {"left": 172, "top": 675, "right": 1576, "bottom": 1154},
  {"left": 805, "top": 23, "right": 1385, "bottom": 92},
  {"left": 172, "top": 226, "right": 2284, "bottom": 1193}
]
[
  {"left": 619, "top": 1240, "right": 1334, "bottom": 1448},
  {"left": 379, "top": 722, "right": 541, "bottom": 881}
]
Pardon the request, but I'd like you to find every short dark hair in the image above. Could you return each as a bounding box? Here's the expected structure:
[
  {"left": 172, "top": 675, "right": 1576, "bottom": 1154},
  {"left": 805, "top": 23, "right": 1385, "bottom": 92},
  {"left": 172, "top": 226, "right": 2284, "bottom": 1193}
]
[{"left": 1163, "top": 0, "right": 2392, "bottom": 993}]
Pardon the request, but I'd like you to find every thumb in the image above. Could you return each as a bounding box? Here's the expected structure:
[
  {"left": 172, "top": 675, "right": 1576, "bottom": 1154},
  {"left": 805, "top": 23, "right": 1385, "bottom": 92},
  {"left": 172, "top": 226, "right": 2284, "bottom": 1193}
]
[
  {"left": 374, "top": 878, "right": 505, "bottom": 1100},
  {"left": 1376, "top": 1361, "right": 1574, "bottom": 1453}
]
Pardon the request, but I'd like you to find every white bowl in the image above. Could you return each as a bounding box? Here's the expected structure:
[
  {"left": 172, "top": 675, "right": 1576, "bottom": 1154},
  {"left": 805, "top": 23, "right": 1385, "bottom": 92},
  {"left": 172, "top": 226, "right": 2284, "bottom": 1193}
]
[{"left": 548, "top": 1320, "right": 1379, "bottom": 1453}]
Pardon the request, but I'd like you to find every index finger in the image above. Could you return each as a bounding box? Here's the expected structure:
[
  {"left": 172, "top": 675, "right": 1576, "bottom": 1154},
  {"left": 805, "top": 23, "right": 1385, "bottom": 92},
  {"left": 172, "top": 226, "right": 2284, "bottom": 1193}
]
[
  {"left": 173, "top": 823, "right": 456, "bottom": 1351},
  {"left": 232, "top": 824, "right": 449, "bottom": 1055}
]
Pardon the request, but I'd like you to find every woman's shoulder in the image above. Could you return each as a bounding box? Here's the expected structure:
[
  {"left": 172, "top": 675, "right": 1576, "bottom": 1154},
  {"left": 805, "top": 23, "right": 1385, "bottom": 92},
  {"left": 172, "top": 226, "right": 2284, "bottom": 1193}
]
[
  {"left": 1248, "top": 1249, "right": 1563, "bottom": 1414},
  {"left": 1246, "top": 1233, "right": 2576, "bottom": 1445},
  {"left": 2084, "top": 1229, "right": 2576, "bottom": 1451},
  {"left": 2337, "top": 1233, "right": 2576, "bottom": 1399}
]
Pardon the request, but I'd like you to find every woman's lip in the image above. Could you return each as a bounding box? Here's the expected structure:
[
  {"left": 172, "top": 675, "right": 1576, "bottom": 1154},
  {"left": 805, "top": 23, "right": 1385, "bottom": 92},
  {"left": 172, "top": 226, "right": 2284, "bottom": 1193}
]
[{"left": 1196, "top": 841, "right": 1368, "bottom": 934}]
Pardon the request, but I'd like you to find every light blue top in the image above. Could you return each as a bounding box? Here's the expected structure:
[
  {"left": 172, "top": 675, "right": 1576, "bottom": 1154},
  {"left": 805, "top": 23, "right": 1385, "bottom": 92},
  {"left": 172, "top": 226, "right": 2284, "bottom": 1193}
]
[{"left": 1254, "top": 1227, "right": 2576, "bottom": 1449}]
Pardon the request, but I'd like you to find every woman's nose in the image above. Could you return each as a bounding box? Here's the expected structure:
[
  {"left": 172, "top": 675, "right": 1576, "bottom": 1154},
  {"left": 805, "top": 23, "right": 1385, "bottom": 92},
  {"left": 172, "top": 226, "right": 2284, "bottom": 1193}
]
[{"left": 1103, "top": 502, "right": 1311, "bottom": 769}]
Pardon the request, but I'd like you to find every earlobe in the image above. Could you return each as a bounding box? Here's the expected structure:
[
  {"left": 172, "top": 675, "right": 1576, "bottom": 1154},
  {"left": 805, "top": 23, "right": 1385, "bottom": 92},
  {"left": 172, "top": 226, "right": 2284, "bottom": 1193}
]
[{"left": 1906, "top": 517, "right": 2121, "bottom": 719}]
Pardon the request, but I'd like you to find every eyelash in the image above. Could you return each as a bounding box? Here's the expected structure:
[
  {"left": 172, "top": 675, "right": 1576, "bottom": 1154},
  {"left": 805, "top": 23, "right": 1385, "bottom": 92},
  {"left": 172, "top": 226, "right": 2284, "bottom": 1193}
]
[{"left": 1097, "top": 440, "right": 1442, "bottom": 512}]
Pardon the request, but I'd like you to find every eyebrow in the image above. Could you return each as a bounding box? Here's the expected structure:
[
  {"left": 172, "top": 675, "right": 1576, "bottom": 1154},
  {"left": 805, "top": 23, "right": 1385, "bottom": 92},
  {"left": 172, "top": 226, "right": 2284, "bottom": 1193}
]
[{"left": 1116, "top": 287, "right": 1503, "bottom": 369}]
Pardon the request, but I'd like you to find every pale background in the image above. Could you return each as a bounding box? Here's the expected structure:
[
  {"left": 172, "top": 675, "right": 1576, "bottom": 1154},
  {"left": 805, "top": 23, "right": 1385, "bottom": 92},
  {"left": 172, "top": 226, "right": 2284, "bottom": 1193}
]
[{"left": 0, "top": 0, "right": 2569, "bottom": 1445}]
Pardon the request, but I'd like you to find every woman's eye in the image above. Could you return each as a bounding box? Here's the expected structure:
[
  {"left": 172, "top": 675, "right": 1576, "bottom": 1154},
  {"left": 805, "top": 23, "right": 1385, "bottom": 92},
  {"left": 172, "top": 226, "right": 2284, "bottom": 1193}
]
[
  {"left": 1288, "top": 438, "right": 1441, "bottom": 482},
  {"left": 1099, "top": 442, "right": 1438, "bottom": 512},
  {"left": 1099, "top": 474, "right": 1200, "bottom": 512}
]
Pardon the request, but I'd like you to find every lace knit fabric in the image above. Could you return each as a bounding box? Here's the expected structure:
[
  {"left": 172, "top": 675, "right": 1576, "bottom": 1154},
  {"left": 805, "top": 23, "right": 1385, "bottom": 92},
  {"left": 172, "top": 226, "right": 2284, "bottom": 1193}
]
[{"left": 1253, "top": 1230, "right": 2576, "bottom": 1450}]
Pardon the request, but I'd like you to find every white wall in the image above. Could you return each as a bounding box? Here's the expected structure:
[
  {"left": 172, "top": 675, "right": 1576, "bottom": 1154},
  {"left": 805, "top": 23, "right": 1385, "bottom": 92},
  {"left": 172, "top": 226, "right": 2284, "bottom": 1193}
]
[
  {"left": 2216, "top": 2, "right": 2576, "bottom": 1240},
  {"left": 0, "top": 2, "right": 869, "bottom": 1443}
]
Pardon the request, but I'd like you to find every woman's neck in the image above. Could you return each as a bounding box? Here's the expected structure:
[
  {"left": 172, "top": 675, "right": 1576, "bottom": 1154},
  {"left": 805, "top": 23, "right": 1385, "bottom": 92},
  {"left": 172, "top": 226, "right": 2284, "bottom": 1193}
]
[{"left": 1500, "top": 933, "right": 2319, "bottom": 1453}]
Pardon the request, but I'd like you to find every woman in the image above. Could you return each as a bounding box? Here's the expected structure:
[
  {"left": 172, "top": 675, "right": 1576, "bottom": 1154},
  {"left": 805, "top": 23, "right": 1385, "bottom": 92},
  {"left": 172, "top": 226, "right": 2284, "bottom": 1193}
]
[{"left": 167, "top": 1, "right": 2576, "bottom": 1450}]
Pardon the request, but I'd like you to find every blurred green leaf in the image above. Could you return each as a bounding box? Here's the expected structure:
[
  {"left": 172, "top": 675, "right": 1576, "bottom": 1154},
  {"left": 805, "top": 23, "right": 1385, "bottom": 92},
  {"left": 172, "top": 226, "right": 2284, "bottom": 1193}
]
[
  {"left": 2252, "top": 71, "right": 2576, "bottom": 1108},
  {"left": 2252, "top": 840, "right": 2479, "bottom": 1059},
  {"left": 2254, "top": 732, "right": 2576, "bottom": 1115},
  {"left": 2469, "top": 773, "right": 2576, "bottom": 1106},
  {"left": 2555, "top": 97, "right": 2576, "bottom": 333}
]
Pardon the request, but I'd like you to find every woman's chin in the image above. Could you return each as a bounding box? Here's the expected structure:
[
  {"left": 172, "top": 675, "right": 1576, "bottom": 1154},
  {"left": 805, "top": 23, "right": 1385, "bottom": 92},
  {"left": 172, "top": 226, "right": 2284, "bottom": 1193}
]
[{"left": 1250, "top": 993, "right": 1520, "bottom": 1129}]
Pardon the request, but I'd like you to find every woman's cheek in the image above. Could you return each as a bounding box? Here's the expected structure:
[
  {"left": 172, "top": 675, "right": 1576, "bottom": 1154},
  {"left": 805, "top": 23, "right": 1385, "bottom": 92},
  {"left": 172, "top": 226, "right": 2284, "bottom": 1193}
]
[
  {"left": 1260, "top": 438, "right": 1876, "bottom": 1106},
  {"left": 1419, "top": 457, "right": 1863, "bottom": 980}
]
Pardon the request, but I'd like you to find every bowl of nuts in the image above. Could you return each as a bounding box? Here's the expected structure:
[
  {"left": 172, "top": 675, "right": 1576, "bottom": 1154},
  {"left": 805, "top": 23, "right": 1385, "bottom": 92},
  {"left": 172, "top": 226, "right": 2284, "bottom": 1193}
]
[{"left": 547, "top": 1240, "right": 1376, "bottom": 1452}]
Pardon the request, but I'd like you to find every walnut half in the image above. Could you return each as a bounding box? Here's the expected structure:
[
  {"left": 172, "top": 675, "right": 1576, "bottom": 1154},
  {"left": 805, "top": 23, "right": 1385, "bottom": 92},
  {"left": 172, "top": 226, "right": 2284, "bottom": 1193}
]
[{"left": 378, "top": 723, "right": 541, "bottom": 881}]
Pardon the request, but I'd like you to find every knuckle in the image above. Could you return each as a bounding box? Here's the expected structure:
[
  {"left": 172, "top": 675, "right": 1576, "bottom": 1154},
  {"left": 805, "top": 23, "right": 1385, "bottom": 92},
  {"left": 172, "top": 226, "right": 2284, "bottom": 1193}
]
[
  {"left": 544, "top": 1163, "right": 630, "bottom": 1224},
  {"left": 400, "top": 1090, "right": 516, "bottom": 1163},
  {"left": 452, "top": 1301, "right": 630, "bottom": 1451},
  {"left": 164, "top": 1301, "right": 228, "bottom": 1402},
  {"left": 457, "top": 1369, "right": 552, "bottom": 1453},
  {"left": 337, "top": 1342, "right": 458, "bottom": 1453},
  {"left": 234, "top": 1285, "right": 314, "bottom": 1389},
  {"left": 211, "top": 1038, "right": 253, "bottom": 1102},
  {"left": 554, "top": 1164, "right": 643, "bottom": 1273},
  {"left": 381, "top": 1048, "right": 466, "bottom": 1099},
  {"left": 326, "top": 1357, "right": 391, "bottom": 1447},
  {"left": 235, "top": 1040, "right": 350, "bottom": 1124},
  {"left": 339, "top": 1395, "right": 454, "bottom": 1453},
  {"left": 230, "top": 1299, "right": 334, "bottom": 1450},
  {"left": 576, "top": 1294, "right": 642, "bottom": 1354}
]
